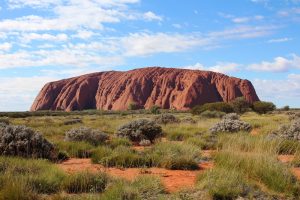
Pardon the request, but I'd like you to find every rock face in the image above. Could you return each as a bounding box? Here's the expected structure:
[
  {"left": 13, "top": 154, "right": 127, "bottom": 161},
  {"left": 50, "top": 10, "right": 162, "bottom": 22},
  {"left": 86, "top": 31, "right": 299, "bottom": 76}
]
[{"left": 31, "top": 67, "right": 259, "bottom": 111}]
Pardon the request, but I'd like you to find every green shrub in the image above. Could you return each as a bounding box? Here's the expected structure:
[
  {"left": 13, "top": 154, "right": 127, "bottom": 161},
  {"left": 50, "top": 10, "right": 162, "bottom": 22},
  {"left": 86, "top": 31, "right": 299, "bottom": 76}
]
[
  {"left": 150, "top": 105, "right": 161, "bottom": 114},
  {"left": 56, "top": 141, "right": 95, "bottom": 158},
  {"left": 101, "top": 176, "right": 165, "bottom": 200},
  {"left": 63, "top": 171, "right": 109, "bottom": 193},
  {"left": 282, "top": 105, "right": 290, "bottom": 111},
  {"left": 215, "top": 151, "right": 299, "bottom": 194},
  {"left": 65, "top": 126, "right": 109, "bottom": 146},
  {"left": 56, "top": 151, "right": 70, "bottom": 162},
  {"left": 197, "top": 167, "right": 247, "bottom": 199},
  {"left": 108, "top": 137, "right": 132, "bottom": 148},
  {"left": 0, "top": 156, "right": 66, "bottom": 194},
  {"left": 191, "top": 102, "right": 233, "bottom": 115},
  {"left": 215, "top": 134, "right": 300, "bottom": 197},
  {"left": 130, "top": 175, "right": 165, "bottom": 199},
  {"left": 230, "top": 97, "right": 251, "bottom": 114},
  {"left": 63, "top": 118, "right": 83, "bottom": 125},
  {"left": 91, "top": 146, "right": 147, "bottom": 168},
  {"left": 185, "top": 134, "right": 217, "bottom": 150},
  {"left": 252, "top": 101, "right": 276, "bottom": 114},
  {"left": 0, "top": 180, "right": 39, "bottom": 200},
  {"left": 116, "top": 119, "right": 163, "bottom": 143},
  {"left": 128, "top": 102, "right": 140, "bottom": 110},
  {"left": 200, "top": 110, "right": 226, "bottom": 118},
  {"left": 147, "top": 142, "right": 201, "bottom": 170},
  {"left": 166, "top": 131, "right": 194, "bottom": 141}
]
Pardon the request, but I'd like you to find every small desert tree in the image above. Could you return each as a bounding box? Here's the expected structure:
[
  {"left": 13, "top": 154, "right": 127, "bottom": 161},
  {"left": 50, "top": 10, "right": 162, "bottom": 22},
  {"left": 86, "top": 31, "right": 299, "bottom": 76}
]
[
  {"left": 230, "top": 97, "right": 251, "bottom": 114},
  {"left": 252, "top": 101, "right": 276, "bottom": 114},
  {"left": 150, "top": 105, "right": 161, "bottom": 114},
  {"left": 128, "top": 102, "right": 140, "bottom": 111}
]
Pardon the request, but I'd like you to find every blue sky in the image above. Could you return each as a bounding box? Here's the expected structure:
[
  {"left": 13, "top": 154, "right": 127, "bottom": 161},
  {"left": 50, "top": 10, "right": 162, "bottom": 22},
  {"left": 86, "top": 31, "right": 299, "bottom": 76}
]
[{"left": 0, "top": 0, "right": 300, "bottom": 111}]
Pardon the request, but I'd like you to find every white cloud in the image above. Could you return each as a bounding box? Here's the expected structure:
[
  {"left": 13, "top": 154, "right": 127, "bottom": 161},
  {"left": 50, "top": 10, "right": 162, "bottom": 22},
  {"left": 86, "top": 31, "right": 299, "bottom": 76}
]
[
  {"left": 278, "top": 7, "right": 300, "bottom": 17},
  {"left": 208, "top": 25, "right": 276, "bottom": 39},
  {"left": 37, "top": 43, "right": 56, "bottom": 49},
  {"left": 21, "top": 33, "right": 68, "bottom": 43},
  {"left": 184, "top": 62, "right": 240, "bottom": 74},
  {"left": 248, "top": 54, "right": 300, "bottom": 72},
  {"left": 8, "top": 0, "right": 63, "bottom": 9},
  {"left": 172, "top": 24, "right": 182, "bottom": 29},
  {"left": 253, "top": 74, "right": 300, "bottom": 106},
  {"left": 72, "top": 30, "right": 96, "bottom": 40},
  {"left": 0, "top": 49, "right": 124, "bottom": 69},
  {"left": 232, "top": 15, "right": 264, "bottom": 23},
  {"left": 232, "top": 17, "right": 251, "bottom": 23},
  {"left": 0, "top": 0, "right": 151, "bottom": 32},
  {"left": 0, "top": 42, "right": 12, "bottom": 51},
  {"left": 0, "top": 32, "right": 7, "bottom": 39},
  {"left": 143, "top": 11, "right": 163, "bottom": 21},
  {"left": 0, "top": 76, "right": 58, "bottom": 111},
  {"left": 121, "top": 32, "right": 210, "bottom": 56},
  {"left": 267, "top": 37, "right": 293, "bottom": 43}
]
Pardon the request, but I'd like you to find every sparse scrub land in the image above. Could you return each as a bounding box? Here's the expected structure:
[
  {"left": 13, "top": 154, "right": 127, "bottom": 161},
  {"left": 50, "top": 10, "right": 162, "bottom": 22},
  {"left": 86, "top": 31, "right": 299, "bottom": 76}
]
[{"left": 0, "top": 110, "right": 299, "bottom": 199}]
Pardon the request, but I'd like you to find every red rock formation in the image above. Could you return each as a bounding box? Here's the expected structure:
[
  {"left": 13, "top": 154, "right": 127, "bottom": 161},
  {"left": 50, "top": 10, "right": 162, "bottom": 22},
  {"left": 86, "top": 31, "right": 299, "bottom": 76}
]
[{"left": 30, "top": 67, "right": 259, "bottom": 111}]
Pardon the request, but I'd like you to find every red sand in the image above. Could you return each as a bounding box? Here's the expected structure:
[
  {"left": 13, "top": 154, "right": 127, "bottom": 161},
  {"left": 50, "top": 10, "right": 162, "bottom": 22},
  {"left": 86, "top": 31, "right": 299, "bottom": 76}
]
[
  {"left": 250, "top": 128, "right": 260, "bottom": 136},
  {"left": 58, "top": 158, "right": 213, "bottom": 192},
  {"left": 277, "top": 155, "right": 295, "bottom": 163}
]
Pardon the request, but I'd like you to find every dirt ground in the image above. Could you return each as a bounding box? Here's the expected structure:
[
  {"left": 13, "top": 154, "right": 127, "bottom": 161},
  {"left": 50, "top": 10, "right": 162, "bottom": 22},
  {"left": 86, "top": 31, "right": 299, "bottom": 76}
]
[
  {"left": 58, "top": 158, "right": 213, "bottom": 192},
  {"left": 57, "top": 152, "right": 299, "bottom": 193}
]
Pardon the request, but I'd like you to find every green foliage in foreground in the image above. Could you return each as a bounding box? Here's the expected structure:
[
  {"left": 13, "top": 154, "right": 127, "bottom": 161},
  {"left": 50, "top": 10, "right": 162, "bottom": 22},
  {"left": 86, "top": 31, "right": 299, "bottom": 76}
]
[
  {"left": 91, "top": 142, "right": 201, "bottom": 170},
  {"left": 201, "top": 133, "right": 300, "bottom": 199},
  {"left": 0, "top": 156, "right": 66, "bottom": 196},
  {"left": 101, "top": 176, "right": 165, "bottom": 200},
  {"left": 147, "top": 142, "right": 201, "bottom": 170},
  {"left": 63, "top": 171, "right": 109, "bottom": 193}
]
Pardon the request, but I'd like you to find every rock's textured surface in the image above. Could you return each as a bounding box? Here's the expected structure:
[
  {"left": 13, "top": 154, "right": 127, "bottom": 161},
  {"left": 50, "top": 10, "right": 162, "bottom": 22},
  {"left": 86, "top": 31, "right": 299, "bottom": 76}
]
[{"left": 31, "top": 67, "right": 259, "bottom": 111}]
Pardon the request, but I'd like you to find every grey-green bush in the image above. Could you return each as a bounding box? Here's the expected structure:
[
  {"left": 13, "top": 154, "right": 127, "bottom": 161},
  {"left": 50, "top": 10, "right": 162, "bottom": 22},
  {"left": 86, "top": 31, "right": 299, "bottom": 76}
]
[
  {"left": 153, "top": 114, "right": 180, "bottom": 124},
  {"left": 274, "top": 119, "right": 300, "bottom": 141},
  {"left": 116, "top": 119, "right": 162, "bottom": 143},
  {"left": 210, "top": 113, "right": 251, "bottom": 134},
  {"left": 65, "top": 126, "right": 109, "bottom": 145},
  {"left": 0, "top": 125, "right": 54, "bottom": 159}
]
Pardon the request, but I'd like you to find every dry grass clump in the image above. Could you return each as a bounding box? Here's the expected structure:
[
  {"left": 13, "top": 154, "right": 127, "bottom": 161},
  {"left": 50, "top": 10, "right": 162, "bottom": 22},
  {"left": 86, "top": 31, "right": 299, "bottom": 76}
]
[
  {"left": 0, "top": 156, "right": 66, "bottom": 195},
  {"left": 147, "top": 142, "right": 201, "bottom": 170},
  {"left": 101, "top": 176, "right": 165, "bottom": 200},
  {"left": 63, "top": 171, "right": 110, "bottom": 193},
  {"left": 63, "top": 118, "right": 83, "bottom": 125},
  {"left": 200, "top": 133, "right": 300, "bottom": 199}
]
